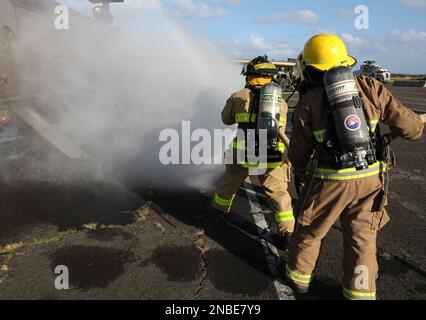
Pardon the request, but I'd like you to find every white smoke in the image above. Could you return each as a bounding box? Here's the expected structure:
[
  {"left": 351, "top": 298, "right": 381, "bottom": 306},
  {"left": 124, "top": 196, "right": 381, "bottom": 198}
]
[{"left": 7, "top": 1, "right": 242, "bottom": 190}]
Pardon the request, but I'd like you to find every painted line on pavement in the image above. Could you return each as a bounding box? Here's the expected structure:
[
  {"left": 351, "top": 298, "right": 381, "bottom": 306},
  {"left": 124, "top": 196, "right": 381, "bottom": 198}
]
[{"left": 244, "top": 177, "right": 294, "bottom": 300}]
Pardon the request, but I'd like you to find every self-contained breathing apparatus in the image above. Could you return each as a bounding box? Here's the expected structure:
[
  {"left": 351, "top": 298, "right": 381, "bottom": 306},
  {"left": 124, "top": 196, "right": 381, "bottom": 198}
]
[
  {"left": 242, "top": 82, "right": 283, "bottom": 164},
  {"left": 297, "top": 66, "right": 394, "bottom": 222},
  {"left": 322, "top": 66, "right": 376, "bottom": 170},
  {"left": 257, "top": 82, "right": 282, "bottom": 150},
  {"left": 240, "top": 56, "right": 286, "bottom": 163}
]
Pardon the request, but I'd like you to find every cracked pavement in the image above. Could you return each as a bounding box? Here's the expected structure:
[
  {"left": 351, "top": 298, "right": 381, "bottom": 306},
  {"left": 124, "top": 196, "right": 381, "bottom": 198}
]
[
  {"left": 0, "top": 197, "right": 279, "bottom": 300},
  {"left": 0, "top": 87, "right": 425, "bottom": 300}
]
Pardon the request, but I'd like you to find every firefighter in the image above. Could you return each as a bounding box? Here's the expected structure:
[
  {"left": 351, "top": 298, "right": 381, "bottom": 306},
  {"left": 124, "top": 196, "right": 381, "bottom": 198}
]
[
  {"left": 292, "top": 51, "right": 309, "bottom": 197},
  {"left": 210, "top": 56, "right": 295, "bottom": 242},
  {"left": 286, "top": 34, "right": 424, "bottom": 299}
]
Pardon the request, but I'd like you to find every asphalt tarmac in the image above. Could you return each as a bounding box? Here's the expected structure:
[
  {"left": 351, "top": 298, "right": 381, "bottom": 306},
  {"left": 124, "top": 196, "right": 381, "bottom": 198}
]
[{"left": 0, "top": 85, "right": 424, "bottom": 300}]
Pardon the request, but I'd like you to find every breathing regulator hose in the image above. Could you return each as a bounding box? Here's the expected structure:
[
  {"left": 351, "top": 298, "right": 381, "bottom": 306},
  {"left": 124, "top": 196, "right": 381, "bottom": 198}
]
[
  {"left": 295, "top": 146, "right": 320, "bottom": 231},
  {"left": 378, "top": 145, "right": 391, "bottom": 213},
  {"left": 285, "top": 86, "right": 298, "bottom": 106},
  {"left": 377, "top": 133, "right": 394, "bottom": 213}
]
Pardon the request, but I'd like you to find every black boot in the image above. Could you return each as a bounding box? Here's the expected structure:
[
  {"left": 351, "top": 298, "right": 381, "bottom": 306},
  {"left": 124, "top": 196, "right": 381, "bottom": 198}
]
[
  {"left": 283, "top": 232, "right": 292, "bottom": 250},
  {"left": 204, "top": 207, "right": 225, "bottom": 228},
  {"left": 277, "top": 232, "right": 293, "bottom": 251},
  {"left": 289, "top": 281, "right": 310, "bottom": 295}
]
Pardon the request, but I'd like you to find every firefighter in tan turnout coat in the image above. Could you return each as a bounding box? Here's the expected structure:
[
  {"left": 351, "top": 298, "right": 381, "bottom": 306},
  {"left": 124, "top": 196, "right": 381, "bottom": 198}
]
[
  {"left": 286, "top": 34, "right": 424, "bottom": 300},
  {"left": 211, "top": 56, "right": 295, "bottom": 239}
]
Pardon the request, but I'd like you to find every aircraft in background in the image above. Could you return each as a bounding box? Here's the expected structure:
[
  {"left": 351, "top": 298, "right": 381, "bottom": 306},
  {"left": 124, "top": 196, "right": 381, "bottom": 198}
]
[
  {"left": 355, "top": 60, "right": 391, "bottom": 84},
  {"left": 89, "top": 0, "right": 124, "bottom": 24}
]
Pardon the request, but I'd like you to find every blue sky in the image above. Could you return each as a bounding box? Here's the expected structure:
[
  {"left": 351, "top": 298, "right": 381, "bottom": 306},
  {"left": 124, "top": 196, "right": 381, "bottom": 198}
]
[{"left": 61, "top": 0, "right": 426, "bottom": 73}]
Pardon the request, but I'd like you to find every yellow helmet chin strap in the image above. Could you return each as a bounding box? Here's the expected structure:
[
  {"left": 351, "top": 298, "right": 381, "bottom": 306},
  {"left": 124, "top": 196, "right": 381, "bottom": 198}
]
[{"left": 247, "top": 76, "right": 272, "bottom": 87}]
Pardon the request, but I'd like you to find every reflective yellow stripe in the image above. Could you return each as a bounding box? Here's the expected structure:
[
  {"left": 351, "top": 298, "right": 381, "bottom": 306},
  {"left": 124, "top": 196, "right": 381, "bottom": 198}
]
[
  {"left": 235, "top": 113, "right": 257, "bottom": 123},
  {"left": 285, "top": 265, "right": 313, "bottom": 285},
  {"left": 241, "top": 162, "right": 282, "bottom": 169},
  {"left": 368, "top": 119, "right": 379, "bottom": 133},
  {"left": 274, "top": 141, "right": 286, "bottom": 152},
  {"left": 232, "top": 140, "right": 286, "bottom": 152},
  {"left": 313, "top": 129, "right": 327, "bottom": 143},
  {"left": 314, "top": 161, "right": 387, "bottom": 181},
  {"left": 275, "top": 211, "right": 294, "bottom": 223},
  {"left": 343, "top": 287, "right": 376, "bottom": 300},
  {"left": 254, "top": 63, "right": 276, "bottom": 71},
  {"left": 232, "top": 139, "right": 246, "bottom": 150},
  {"left": 235, "top": 113, "right": 284, "bottom": 126},
  {"left": 214, "top": 194, "right": 233, "bottom": 207},
  {"left": 313, "top": 129, "right": 327, "bottom": 135}
]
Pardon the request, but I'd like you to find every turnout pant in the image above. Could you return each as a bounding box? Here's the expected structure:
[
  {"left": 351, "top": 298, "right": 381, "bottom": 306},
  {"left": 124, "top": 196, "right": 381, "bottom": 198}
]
[
  {"left": 286, "top": 174, "right": 390, "bottom": 300},
  {"left": 212, "top": 161, "right": 295, "bottom": 234}
]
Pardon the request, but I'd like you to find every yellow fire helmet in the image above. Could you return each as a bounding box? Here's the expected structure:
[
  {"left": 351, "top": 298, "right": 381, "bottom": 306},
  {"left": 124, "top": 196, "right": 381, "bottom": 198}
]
[
  {"left": 302, "top": 34, "right": 357, "bottom": 71},
  {"left": 242, "top": 55, "right": 277, "bottom": 77}
]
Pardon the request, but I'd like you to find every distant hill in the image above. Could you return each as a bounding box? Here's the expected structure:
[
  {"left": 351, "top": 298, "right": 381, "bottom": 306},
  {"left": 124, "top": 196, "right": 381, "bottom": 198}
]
[{"left": 392, "top": 74, "right": 426, "bottom": 81}]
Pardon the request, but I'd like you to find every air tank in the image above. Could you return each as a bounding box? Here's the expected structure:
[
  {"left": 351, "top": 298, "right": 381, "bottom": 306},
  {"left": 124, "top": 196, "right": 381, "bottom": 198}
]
[
  {"left": 257, "top": 82, "right": 281, "bottom": 149},
  {"left": 324, "top": 66, "right": 371, "bottom": 153}
]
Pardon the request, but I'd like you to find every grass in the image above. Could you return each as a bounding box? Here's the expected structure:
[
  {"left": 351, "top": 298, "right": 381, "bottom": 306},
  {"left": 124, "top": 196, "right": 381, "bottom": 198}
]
[
  {"left": 391, "top": 74, "right": 426, "bottom": 81},
  {"left": 195, "top": 238, "right": 209, "bottom": 255},
  {"left": 0, "top": 230, "right": 76, "bottom": 255},
  {"left": 135, "top": 203, "right": 152, "bottom": 223},
  {"left": 83, "top": 223, "right": 98, "bottom": 231},
  {"left": 0, "top": 253, "right": 15, "bottom": 285},
  {"left": 0, "top": 242, "right": 25, "bottom": 254},
  {"left": 153, "top": 222, "right": 166, "bottom": 234}
]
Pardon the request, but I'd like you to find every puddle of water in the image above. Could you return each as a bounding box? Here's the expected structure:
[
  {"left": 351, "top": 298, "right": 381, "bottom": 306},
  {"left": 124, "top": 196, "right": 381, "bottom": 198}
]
[
  {"left": 148, "top": 245, "right": 201, "bottom": 283},
  {"left": 49, "top": 245, "right": 133, "bottom": 291}
]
